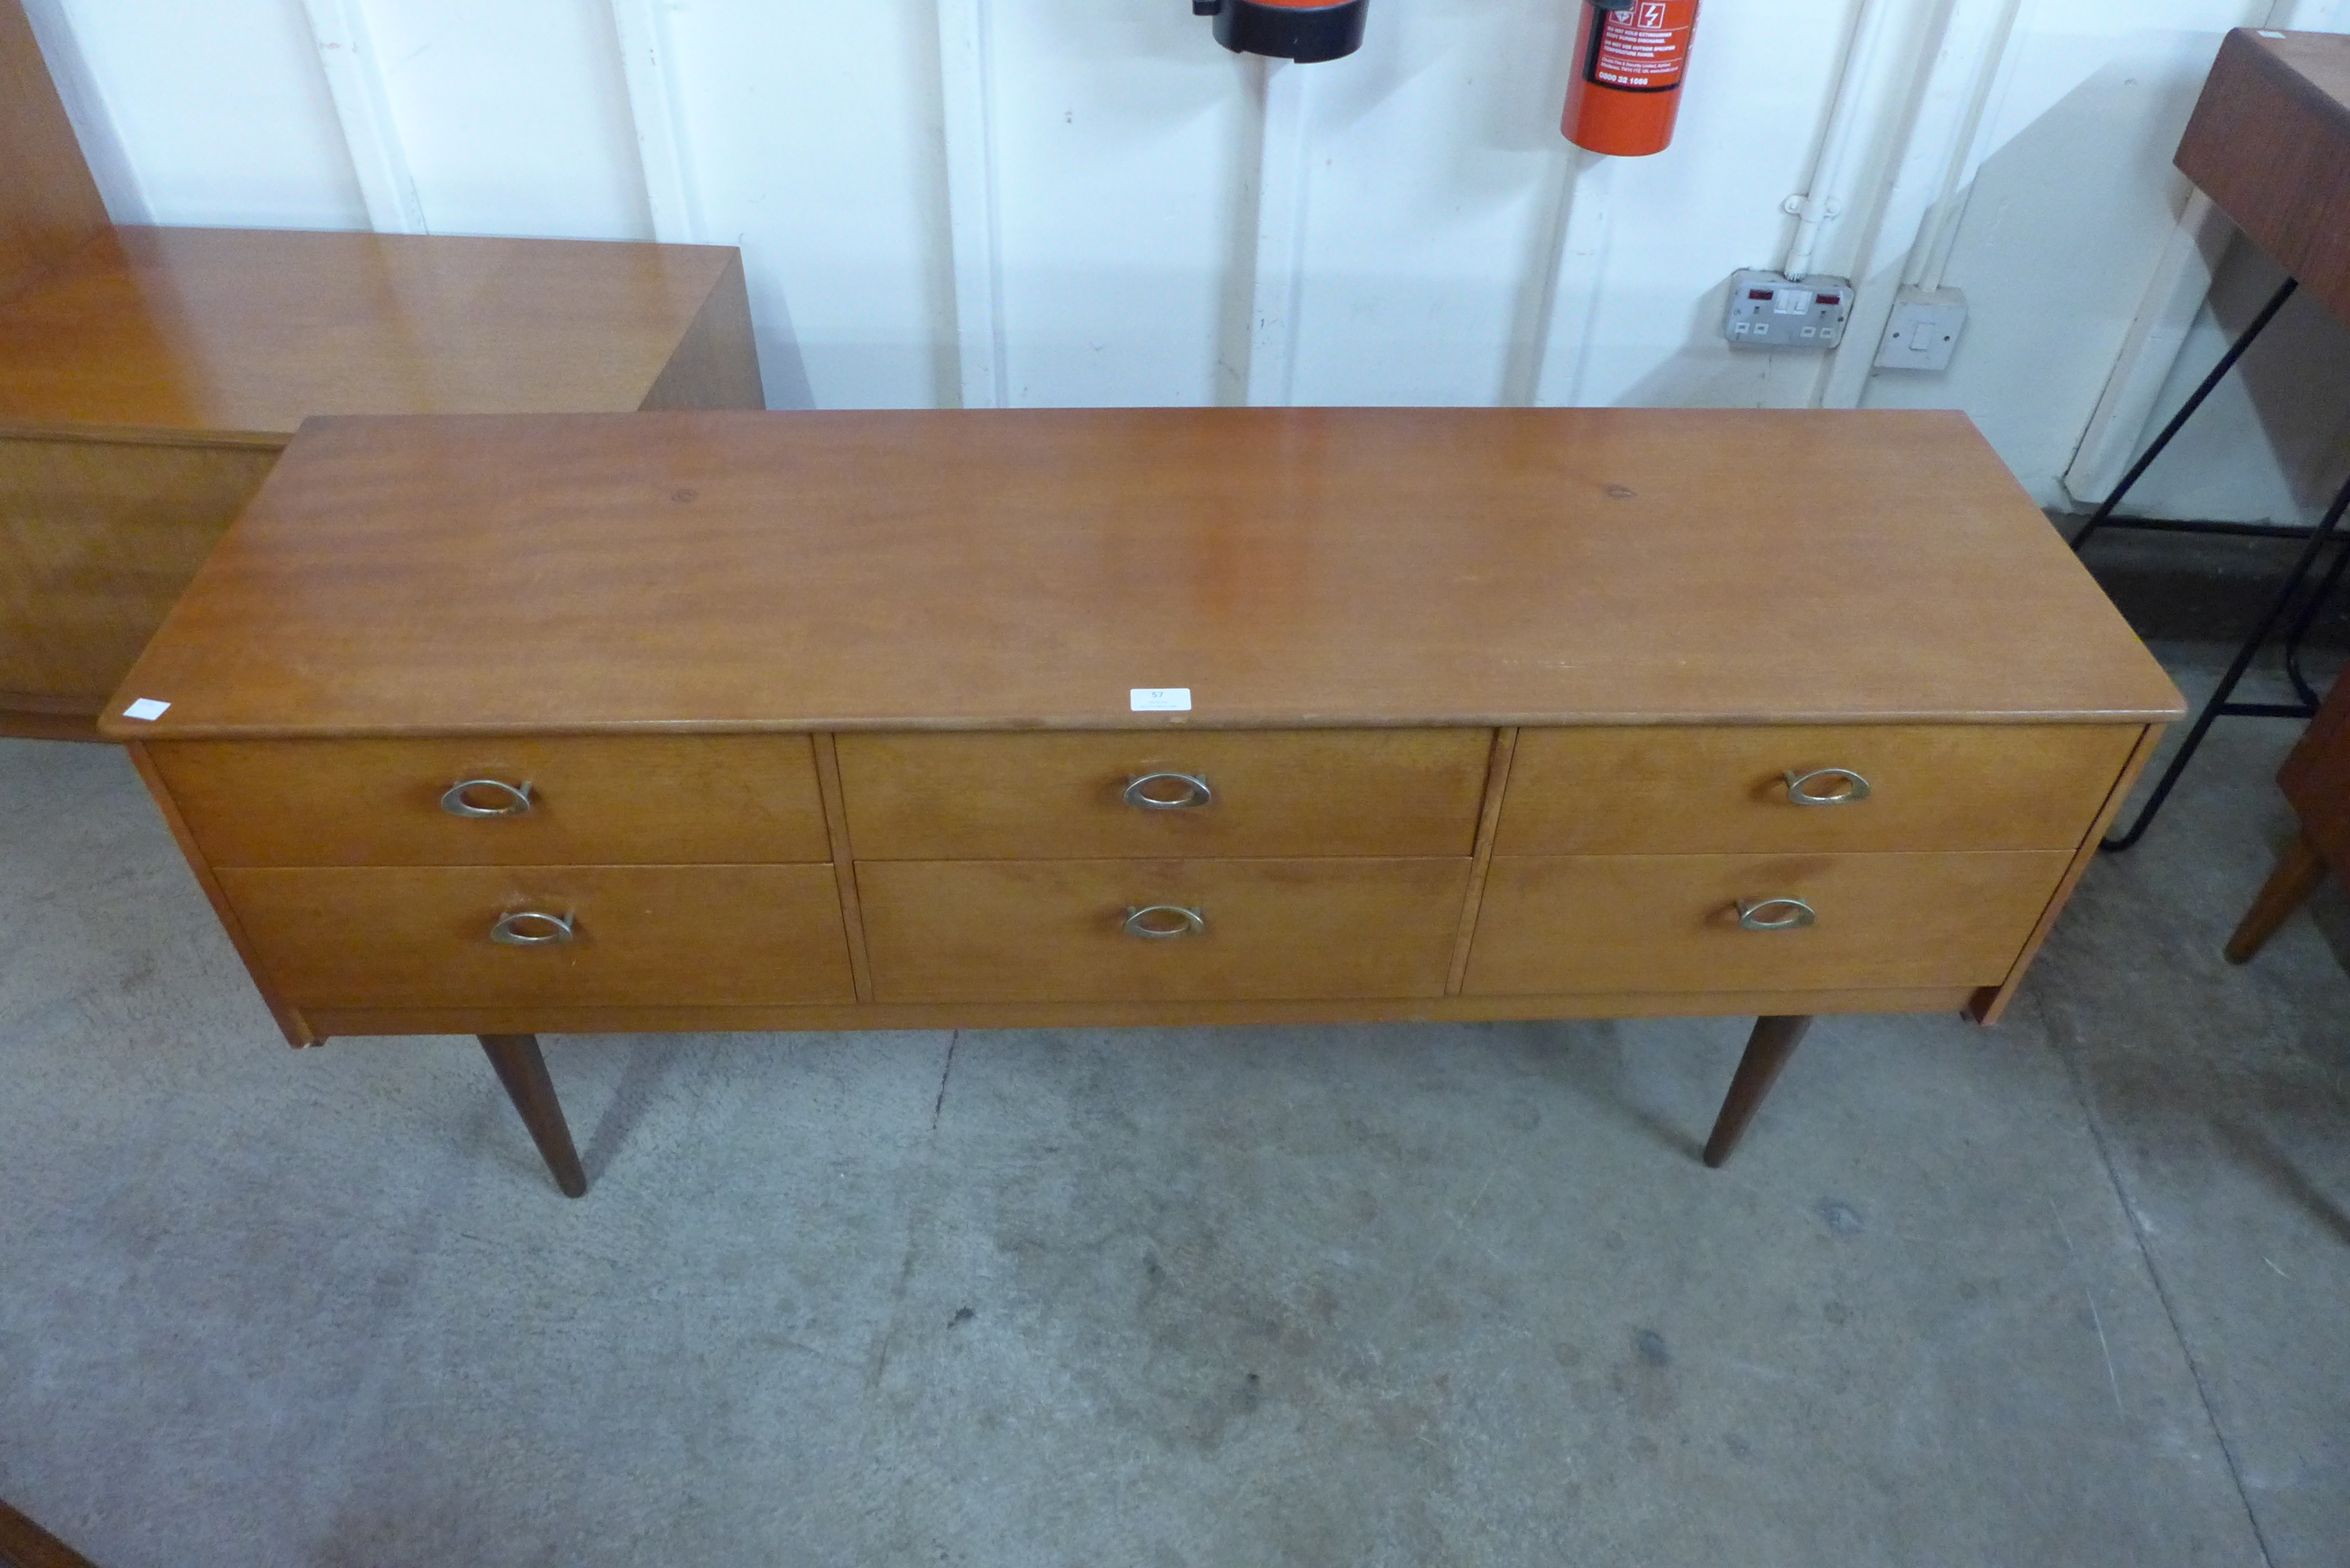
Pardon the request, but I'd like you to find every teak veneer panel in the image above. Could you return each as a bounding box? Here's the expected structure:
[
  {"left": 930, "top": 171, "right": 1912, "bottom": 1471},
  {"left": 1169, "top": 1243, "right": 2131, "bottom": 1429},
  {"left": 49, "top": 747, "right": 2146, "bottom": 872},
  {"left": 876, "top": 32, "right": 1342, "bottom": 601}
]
[
  {"left": 2177, "top": 29, "right": 2350, "bottom": 324},
  {"left": 2282, "top": 665, "right": 2350, "bottom": 877},
  {"left": 1465, "top": 851, "right": 2071, "bottom": 996},
  {"left": 0, "top": 229, "right": 754, "bottom": 434},
  {"left": 0, "top": 434, "right": 277, "bottom": 702},
  {"left": 1499, "top": 723, "right": 2143, "bottom": 855},
  {"left": 858, "top": 857, "right": 1471, "bottom": 1003},
  {"left": 2, "top": 230, "right": 761, "bottom": 725},
  {"left": 101, "top": 409, "right": 2181, "bottom": 740},
  {"left": 300, "top": 988, "right": 1986, "bottom": 1040},
  {"left": 0, "top": 0, "right": 108, "bottom": 302},
  {"left": 217, "top": 864, "right": 855, "bottom": 1009},
  {"left": 149, "top": 734, "right": 830, "bottom": 868},
  {"left": 836, "top": 728, "right": 1491, "bottom": 860}
]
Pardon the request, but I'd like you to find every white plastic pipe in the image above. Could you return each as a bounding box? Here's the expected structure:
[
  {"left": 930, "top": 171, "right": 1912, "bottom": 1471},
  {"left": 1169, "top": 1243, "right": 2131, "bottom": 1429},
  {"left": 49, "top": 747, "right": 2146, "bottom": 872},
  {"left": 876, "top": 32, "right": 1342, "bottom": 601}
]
[
  {"left": 1782, "top": 0, "right": 1896, "bottom": 281},
  {"left": 299, "top": 0, "right": 426, "bottom": 233},
  {"left": 609, "top": 0, "right": 703, "bottom": 246},
  {"left": 937, "top": 0, "right": 1006, "bottom": 408},
  {"left": 1908, "top": 0, "right": 2026, "bottom": 291},
  {"left": 1245, "top": 58, "right": 1312, "bottom": 408}
]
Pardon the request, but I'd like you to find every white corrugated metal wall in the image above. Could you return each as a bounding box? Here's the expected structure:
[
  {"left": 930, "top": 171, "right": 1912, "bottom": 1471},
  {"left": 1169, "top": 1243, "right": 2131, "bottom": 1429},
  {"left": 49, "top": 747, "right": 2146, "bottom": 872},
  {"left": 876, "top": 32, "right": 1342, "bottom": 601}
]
[{"left": 21, "top": 0, "right": 2350, "bottom": 518}]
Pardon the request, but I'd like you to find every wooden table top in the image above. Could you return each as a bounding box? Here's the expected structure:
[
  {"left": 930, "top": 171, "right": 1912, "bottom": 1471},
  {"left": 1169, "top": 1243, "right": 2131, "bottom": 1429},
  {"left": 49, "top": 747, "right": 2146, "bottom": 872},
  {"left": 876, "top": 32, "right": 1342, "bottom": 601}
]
[
  {"left": 2176, "top": 28, "right": 2350, "bottom": 324},
  {"left": 0, "top": 228, "right": 742, "bottom": 436},
  {"left": 103, "top": 408, "right": 2184, "bottom": 739}
]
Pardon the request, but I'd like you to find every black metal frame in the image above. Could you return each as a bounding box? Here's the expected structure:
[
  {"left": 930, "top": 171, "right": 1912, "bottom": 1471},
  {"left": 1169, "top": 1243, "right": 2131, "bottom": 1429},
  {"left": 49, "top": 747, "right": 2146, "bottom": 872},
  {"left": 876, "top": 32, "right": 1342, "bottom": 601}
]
[{"left": 2069, "top": 276, "right": 2350, "bottom": 850}]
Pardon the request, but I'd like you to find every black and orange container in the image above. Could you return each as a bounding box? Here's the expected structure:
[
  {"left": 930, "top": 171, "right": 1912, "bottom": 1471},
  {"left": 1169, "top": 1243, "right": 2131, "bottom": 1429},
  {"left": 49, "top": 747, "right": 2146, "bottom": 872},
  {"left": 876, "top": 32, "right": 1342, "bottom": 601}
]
[
  {"left": 1196, "top": 0, "right": 1370, "bottom": 63},
  {"left": 1563, "top": 0, "right": 1702, "bottom": 156}
]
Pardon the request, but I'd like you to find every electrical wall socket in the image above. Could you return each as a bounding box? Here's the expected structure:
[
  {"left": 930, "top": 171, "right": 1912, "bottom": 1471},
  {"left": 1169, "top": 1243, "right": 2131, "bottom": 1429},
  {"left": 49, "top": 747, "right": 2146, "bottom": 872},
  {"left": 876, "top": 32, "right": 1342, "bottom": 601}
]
[
  {"left": 1875, "top": 286, "right": 1967, "bottom": 371},
  {"left": 1722, "top": 269, "right": 1853, "bottom": 350}
]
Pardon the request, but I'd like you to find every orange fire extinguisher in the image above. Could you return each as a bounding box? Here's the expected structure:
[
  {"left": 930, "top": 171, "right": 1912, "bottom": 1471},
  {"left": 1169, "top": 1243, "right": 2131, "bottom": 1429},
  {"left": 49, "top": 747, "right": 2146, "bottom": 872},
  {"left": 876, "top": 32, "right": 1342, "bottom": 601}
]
[{"left": 1562, "top": 0, "right": 1701, "bottom": 157}]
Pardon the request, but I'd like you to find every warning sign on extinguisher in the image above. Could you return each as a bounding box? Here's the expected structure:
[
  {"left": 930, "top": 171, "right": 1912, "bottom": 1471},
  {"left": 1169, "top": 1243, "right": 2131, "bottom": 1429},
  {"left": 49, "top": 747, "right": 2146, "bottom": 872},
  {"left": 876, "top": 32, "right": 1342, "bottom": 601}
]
[{"left": 1589, "top": 0, "right": 1696, "bottom": 92}]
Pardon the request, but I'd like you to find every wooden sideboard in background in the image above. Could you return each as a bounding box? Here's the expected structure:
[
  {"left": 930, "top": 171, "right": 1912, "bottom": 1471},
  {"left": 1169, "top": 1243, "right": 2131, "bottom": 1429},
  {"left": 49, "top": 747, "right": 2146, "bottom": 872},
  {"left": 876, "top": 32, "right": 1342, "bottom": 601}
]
[{"left": 0, "top": 0, "right": 762, "bottom": 740}]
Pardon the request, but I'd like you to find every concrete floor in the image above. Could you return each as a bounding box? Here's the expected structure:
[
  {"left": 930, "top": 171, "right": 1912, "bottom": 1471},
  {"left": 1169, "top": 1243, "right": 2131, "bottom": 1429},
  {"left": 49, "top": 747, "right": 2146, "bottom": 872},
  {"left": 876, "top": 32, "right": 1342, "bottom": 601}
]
[{"left": 1, "top": 648, "right": 2344, "bottom": 1567}]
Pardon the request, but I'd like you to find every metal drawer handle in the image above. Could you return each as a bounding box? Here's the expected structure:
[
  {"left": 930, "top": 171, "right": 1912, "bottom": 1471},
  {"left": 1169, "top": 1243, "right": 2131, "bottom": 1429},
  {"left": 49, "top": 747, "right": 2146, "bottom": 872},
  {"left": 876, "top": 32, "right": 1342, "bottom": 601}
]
[
  {"left": 1784, "top": 767, "right": 1870, "bottom": 806},
  {"left": 1124, "top": 772, "right": 1213, "bottom": 811},
  {"left": 1124, "top": 904, "right": 1205, "bottom": 940},
  {"left": 1736, "top": 897, "right": 1816, "bottom": 932},
  {"left": 491, "top": 910, "right": 574, "bottom": 946},
  {"left": 441, "top": 778, "right": 535, "bottom": 817}
]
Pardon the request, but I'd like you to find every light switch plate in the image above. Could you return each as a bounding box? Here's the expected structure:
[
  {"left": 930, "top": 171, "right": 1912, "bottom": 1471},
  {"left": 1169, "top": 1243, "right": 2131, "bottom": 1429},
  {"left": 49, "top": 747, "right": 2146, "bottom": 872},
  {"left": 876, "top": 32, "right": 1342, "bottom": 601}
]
[
  {"left": 1875, "top": 286, "right": 1967, "bottom": 371},
  {"left": 1723, "top": 269, "right": 1853, "bottom": 350}
]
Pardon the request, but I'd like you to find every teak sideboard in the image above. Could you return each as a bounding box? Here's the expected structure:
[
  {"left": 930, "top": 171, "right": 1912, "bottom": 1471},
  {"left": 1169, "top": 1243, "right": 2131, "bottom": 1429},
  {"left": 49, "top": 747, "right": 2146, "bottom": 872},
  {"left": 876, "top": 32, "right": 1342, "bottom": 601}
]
[
  {"left": 101, "top": 408, "right": 2183, "bottom": 1195},
  {"left": 1, "top": 0, "right": 759, "bottom": 739},
  {"left": 0, "top": 226, "right": 760, "bottom": 739}
]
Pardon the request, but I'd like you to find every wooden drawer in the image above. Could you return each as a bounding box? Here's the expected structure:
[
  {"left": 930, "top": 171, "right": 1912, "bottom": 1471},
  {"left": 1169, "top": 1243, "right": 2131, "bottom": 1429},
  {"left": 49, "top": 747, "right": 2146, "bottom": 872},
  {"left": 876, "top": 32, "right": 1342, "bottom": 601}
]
[
  {"left": 1463, "top": 851, "right": 2070, "bottom": 995},
  {"left": 1497, "top": 724, "right": 2138, "bottom": 855},
  {"left": 215, "top": 864, "right": 854, "bottom": 1007},
  {"left": 835, "top": 729, "right": 1491, "bottom": 859},
  {"left": 150, "top": 735, "right": 831, "bottom": 867},
  {"left": 859, "top": 857, "right": 1471, "bottom": 1002}
]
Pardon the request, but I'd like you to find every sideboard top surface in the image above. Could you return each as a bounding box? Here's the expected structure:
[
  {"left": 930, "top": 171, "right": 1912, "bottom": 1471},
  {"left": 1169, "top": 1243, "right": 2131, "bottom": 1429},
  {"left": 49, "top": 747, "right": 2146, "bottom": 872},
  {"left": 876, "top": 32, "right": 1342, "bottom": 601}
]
[
  {"left": 0, "top": 227, "right": 739, "bottom": 435},
  {"left": 104, "top": 408, "right": 2184, "bottom": 738}
]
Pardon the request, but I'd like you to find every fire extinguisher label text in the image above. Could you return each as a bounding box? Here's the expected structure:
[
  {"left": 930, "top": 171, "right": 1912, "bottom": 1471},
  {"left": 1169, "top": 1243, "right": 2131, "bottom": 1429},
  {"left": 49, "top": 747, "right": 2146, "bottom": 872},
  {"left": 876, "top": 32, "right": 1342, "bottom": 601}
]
[{"left": 1591, "top": 4, "right": 1693, "bottom": 92}]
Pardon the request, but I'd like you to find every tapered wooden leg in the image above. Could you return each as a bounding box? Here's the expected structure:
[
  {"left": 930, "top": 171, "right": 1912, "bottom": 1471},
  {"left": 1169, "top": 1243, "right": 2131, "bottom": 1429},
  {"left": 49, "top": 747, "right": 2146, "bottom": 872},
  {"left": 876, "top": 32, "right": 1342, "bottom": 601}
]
[
  {"left": 2225, "top": 830, "right": 2328, "bottom": 964},
  {"left": 0, "top": 1497, "right": 103, "bottom": 1568},
  {"left": 1702, "top": 1014, "right": 1814, "bottom": 1169},
  {"left": 479, "top": 1034, "right": 588, "bottom": 1197}
]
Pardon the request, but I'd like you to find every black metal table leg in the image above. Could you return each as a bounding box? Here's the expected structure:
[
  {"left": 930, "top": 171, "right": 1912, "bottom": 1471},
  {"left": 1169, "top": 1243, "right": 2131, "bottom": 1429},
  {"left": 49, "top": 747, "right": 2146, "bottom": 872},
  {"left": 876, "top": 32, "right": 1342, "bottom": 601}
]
[
  {"left": 2059, "top": 271, "right": 2350, "bottom": 851},
  {"left": 2070, "top": 277, "right": 2298, "bottom": 551},
  {"left": 2283, "top": 528, "right": 2350, "bottom": 708},
  {"left": 2100, "top": 467, "right": 2350, "bottom": 851}
]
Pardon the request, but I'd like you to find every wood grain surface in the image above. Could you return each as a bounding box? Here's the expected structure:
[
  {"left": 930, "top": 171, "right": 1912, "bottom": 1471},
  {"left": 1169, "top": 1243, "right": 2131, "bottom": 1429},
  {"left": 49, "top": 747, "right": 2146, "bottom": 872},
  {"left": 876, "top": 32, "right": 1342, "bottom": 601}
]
[
  {"left": 1464, "top": 849, "right": 2069, "bottom": 995},
  {"left": 836, "top": 728, "right": 1491, "bottom": 859},
  {"left": 857, "top": 856, "right": 1471, "bottom": 1002},
  {"left": 1498, "top": 722, "right": 2142, "bottom": 854},
  {"left": 2176, "top": 28, "right": 2350, "bottom": 324},
  {"left": 0, "top": 0, "right": 108, "bottom": 304},
  {"left": 1970, "top": 722, "right": 2161, "bottom": 1025},
  {"left": 301, "top": 986, "right": 1982, "bottom": 1039},
  {"left": 0, "top": 1496, "right": 103, "bottom": 1568},
  {"left": 126, "top": 739, "right": 315, "bottom": 1047},
  {"left": 147, "top": 734, "right": 832, "bottom": 867},
  {"left": 637, "top": 252, "right": 765, "bottom": 413},
  {"left": 1, "top": 432, "right": 278, "bottom": 701},
  {"left": 0, "top": 228, "right": 750, "bottom": 434},
  {"left": 2280, "top": 665, "right": 2350, "bottom": 882},
  {"left": 101, "top": 408, "right": 2183, "bottom": 739},
  {"left": 216, "top": 864, "right": 856, "bottom": 1009}
]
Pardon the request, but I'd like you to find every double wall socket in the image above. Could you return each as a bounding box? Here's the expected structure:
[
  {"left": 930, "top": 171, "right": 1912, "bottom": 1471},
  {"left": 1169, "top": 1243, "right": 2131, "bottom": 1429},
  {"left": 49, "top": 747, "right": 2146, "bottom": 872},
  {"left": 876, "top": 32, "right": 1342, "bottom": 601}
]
[
  {"left": 1722, "top": 269, "right": 1852, "bottom": 350},
  {"left": 1874, "top": 286, "right": 1968, "bottom": 371}
]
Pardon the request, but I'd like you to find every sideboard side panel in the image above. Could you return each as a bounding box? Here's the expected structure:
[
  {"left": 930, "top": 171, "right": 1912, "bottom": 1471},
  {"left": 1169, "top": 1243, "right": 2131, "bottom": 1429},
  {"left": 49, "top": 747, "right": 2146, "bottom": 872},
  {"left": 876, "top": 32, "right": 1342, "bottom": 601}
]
[
  {"left": 122, "top": 739, "right": 316, "bottom": 1047},
  {"left": 637, "top": 252, "right": 765, "bottom": 413},
  {"left": 1969, "top": 723, "right": 2163, "bottom": 1025}
]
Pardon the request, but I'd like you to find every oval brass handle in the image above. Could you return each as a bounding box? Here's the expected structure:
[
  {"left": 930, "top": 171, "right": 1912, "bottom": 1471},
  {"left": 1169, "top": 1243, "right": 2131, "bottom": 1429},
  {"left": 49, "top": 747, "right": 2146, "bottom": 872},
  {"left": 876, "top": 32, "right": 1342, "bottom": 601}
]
[
  {"left": 1736, "top": 897, "right": 1816, "bottom": 931},
  {"left": 1784, "top": 768, "right": 1870, "bottom": 806},
  {"left": 490, "top": 910, "right": 574, "bottom": 945},
  {"left": 441, "top": 778, "right": 535, "bottom": 817},
  {"left": 1123, "top": 904, "right": 1205, "bottom": 940},
  {"left": 1124, "top": 772, "right": 1214, "bottom": 811}
]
